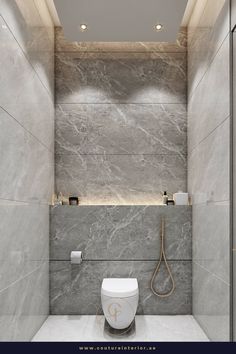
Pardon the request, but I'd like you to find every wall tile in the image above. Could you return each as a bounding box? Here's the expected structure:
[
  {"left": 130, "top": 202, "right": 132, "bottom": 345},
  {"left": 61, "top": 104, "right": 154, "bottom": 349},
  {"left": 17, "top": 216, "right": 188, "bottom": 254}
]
[
  {"left": 55, "top": 52, "right": 186, "bottom": 104},
  {"left": 188, "top": 0, "right": 229, "bottom": 97},
  {"left": 0, "top": 0, "right": 54, "bottom": 341},
  {"left": 0, "top": 107, "right": 54, "bottom": 203},
  {"left": 233, "top": 251, "right": 236, "bottom": 341},
  {"left": 232, "top": 0, "right": 236, "bottom": 29},
  {"left": 55, "top": 26, "right": 187, "bottom": 53},
  {"left": 192, "top": 261, "right": 230, "bottom": 341},
  {"left": 188, "top": 36, "right": 230, "bottom": 153},
  {"left": 0, "top": 15, "right": 54, "bottom": 150},
  {"left": 50, "top": 260, "right": 191, "bottom": 315},
  {"left": 0, "top": 262, "right": 49, "bottom": 341},
  {"left": 192, "top": 203, "right": 230, "bottom": 283},
  {"left": 50, "top": 206, "right": 108, "bottom": 260},
  {"left": 0, "top": 201, "right": 49, "bottom": 291},
  {"left": 0, "top": 0, "right": 54, "bottom": 96},
  {"left": 188, "top": 1, "right": 230, "bottom": 342},
  {"left": 56, "top": 154, "right": 187, "bottom": 205},
  {"left": 56, "top": 104, "right": 187, "bottom": 156},
  {"left": 50, "top": 206, "right": 192, "bottom": 261},
  {"left": 188, "top": 118, "right": 229, "bottom": 205}
]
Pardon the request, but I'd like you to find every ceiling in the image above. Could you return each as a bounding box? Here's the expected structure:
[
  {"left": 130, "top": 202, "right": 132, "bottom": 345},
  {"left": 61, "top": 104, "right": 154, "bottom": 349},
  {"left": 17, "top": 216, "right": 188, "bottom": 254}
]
[{"left": 52, "top": 0, "right": 189, "bottom": 42}]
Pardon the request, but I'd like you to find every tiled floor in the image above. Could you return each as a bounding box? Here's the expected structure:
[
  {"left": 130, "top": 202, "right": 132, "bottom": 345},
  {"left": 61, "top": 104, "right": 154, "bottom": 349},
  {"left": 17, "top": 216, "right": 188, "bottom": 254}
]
[{"left": 32, "top": 315, "right": 209, "bottom": 342}]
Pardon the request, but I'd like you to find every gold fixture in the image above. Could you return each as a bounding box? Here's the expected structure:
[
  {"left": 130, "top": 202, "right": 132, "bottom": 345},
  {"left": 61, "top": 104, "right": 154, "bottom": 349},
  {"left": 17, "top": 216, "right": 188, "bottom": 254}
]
[{"left": 150, "top": 218, "right": 175, "bottom": 297}]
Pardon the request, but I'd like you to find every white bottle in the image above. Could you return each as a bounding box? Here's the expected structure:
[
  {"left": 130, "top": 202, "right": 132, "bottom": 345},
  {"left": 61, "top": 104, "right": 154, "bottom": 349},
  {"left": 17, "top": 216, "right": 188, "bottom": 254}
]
[{"left": 162, "top": 191, "right": 168, "bottom": 205}]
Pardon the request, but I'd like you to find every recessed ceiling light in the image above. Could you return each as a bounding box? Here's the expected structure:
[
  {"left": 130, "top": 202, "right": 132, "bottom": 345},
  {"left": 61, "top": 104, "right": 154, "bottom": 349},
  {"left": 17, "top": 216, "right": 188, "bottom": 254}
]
[
  {"left": 155, "top": 24, "right": 163, "bottom": 31},
  {"left": 80, "top": 24, "right": 88, "bottom": 32}
]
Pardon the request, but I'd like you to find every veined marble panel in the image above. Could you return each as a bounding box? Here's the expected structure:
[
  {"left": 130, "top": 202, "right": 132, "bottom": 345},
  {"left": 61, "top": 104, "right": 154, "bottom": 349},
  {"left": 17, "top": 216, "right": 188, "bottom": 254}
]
[
  {"left": 192, "top": 261, "right": 230, "bottom": 341},
  {"left": 0, "top": 201, "right": 49, "bottom": 291},
  {"left": 0, "top": 262, "right": 49, "bottom": 341},
  {"left": 188, "top": 36, "right": 230, "bottom": 153},
  {"left": 55, "top": 153, "right": 187, "bottom": 205},
  {"left": 0, "top": 108, "right": 54, "bottom": 203},
  {"left": 50, "top": 261, "right": 191, "bottom": 315},
  {"left": 55, "top": 26, "right": 187, "bottom": 53},
  {"left": 188, "top": 0, "right": 229, "bottom": 97},
  {"left": 50, "top": 206, "right": 108, "bottom": 260},
  {"left": 0, "top": 15, "right": 54, "bottom": 150},
  {"left": 55, "top": 52, "right": 186, "bottom": 104},
  {"left": 188, "top": 118, "right": 229, "bottom": 205},
  {"left": 192, "top": 203, "right": 229, "bottom": 283},
  {"left": 56, "top": 104, "right": 187, "bottom": 156},
  {"left": 50, "top": 205, "right": 192, "bottom": 261},
  {"left": 0, "top": 0, "right": 54, "bottom": 96}
]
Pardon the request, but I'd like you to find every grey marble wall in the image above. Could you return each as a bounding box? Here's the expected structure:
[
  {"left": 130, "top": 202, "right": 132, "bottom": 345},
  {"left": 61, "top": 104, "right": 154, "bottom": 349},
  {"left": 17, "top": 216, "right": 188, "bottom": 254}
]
[
  {"left": 50, "top": 205, "right": 192, "bottom": 315},
  {"left": 0, "top": 0, "right": 54, "bottom": 341},
  {"left": 55, "top": 28, "right": 187, "bottom": 205},
  {"left": 187, "top": 0, "right": 230, "bottom": 341}
]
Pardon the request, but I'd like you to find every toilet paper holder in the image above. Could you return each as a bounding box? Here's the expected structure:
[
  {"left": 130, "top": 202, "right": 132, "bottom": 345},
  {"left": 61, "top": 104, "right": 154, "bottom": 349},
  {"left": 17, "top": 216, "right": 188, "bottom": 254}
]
[{"left": 70, "top": 251, "right": 83, "bottom": 264}]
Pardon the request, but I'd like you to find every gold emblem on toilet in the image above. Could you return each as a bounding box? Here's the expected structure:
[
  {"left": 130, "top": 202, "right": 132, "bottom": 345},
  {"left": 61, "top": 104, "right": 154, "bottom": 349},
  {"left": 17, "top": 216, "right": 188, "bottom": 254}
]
[{"left": 108, "top": 302, "right": 122, "bottom": 322}]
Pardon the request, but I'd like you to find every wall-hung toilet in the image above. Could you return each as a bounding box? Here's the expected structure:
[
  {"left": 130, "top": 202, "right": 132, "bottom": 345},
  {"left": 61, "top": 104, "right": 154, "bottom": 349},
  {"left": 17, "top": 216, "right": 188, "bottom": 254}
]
[{"left": 101, "top": 278, "right": 139, "bottom": 330}]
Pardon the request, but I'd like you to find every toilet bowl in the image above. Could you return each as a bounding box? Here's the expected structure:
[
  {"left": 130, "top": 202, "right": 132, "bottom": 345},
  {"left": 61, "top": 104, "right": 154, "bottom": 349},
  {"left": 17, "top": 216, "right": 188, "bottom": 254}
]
[{"left": 101, "top": 278, "right": 139, "bottom": 330}]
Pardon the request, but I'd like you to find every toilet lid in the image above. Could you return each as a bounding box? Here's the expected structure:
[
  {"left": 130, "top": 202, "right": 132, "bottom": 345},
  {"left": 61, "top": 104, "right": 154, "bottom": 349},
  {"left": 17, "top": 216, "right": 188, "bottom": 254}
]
[{"left": 101, "top": 278, "right": 138, "bottom": 298}]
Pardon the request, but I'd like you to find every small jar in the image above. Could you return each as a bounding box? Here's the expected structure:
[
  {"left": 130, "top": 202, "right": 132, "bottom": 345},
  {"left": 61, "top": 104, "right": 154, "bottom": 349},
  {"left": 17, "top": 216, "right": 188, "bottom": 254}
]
[{"left": 69, "top": 197, "right": 79, "bottom": 206}]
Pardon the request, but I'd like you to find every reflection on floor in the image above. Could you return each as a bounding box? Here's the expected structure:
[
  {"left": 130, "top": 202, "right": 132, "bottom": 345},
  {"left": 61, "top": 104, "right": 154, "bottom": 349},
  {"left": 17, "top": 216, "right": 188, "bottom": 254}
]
[{"left": 32, "top": 315, "right": 209, "bottom": 342}]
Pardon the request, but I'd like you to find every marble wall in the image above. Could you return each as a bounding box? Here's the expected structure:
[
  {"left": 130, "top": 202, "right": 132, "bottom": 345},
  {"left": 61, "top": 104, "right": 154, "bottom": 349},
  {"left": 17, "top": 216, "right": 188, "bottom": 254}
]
[
  {"left": 50, "top": 205, "right": 192, "bottom": 315},
  {"left": 55, "top": 28, "right": 187, "bottom": 205},
  {"left": 187, "top": 0, "right": 230, "bottom": 341},
  {"left": 0, "top": 0, "right": 54, "bottom": 341}
]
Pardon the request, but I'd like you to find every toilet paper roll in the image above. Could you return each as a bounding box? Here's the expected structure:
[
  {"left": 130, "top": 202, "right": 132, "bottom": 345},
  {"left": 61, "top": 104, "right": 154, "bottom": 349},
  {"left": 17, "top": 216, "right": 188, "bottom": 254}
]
[{"left": 70, "top": 251, "right": 83, "bottom": 264}]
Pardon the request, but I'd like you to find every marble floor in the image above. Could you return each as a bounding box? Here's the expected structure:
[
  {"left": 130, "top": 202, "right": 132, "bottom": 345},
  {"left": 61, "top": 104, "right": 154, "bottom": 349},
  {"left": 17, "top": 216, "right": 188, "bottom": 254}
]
[{"left": 32, "top": 315, "right": 209, "bottom": 342}]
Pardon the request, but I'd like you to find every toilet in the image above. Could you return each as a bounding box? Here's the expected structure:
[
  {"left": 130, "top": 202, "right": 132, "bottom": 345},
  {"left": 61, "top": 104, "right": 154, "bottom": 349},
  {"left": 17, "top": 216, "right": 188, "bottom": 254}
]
[{"left": 101, "top": 278, "right": 139, "bottom": 330}]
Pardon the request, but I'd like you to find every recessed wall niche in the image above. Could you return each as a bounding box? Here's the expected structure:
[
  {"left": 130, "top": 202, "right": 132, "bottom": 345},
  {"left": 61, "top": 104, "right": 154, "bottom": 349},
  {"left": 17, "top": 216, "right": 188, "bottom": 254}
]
[{"left": 55, "top": 27, "right": 187, "bottom": 205}]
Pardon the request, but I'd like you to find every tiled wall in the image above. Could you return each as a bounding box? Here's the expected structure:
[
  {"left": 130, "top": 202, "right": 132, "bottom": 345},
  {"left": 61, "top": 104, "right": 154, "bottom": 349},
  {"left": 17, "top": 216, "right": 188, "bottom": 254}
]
[
  {"left": 187, "top": 0, "right": 230, "bottom": 341},
  {"left": 50, "top": 206, "right": 192, "bottom": 315},
  {"left": 55, "top": 28, "right": 187, "bottom": 205},
  {"left": 0, "top": 0, "right": 54, "bottom": 341}
]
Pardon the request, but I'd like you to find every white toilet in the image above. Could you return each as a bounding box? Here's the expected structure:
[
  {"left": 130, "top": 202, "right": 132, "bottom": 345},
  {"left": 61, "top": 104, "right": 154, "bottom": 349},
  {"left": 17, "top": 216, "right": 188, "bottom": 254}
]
[{"left": 101, "top": 278, "right": 139, "bottom": 330}]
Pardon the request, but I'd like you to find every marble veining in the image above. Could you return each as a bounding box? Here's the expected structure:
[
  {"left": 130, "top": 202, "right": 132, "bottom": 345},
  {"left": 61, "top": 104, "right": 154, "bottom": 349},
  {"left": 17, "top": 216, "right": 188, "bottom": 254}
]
[
  {"left": 56, "top": 154, "right": 187, "bottom": 205},
  {"left": 50, "top": 205, "right": 192, "bottom": 315},
  {"left": 55, "top": 26, "right": 187, "bottom": 204},
  {"left": 56, "top": 104, "right": 187, "bottom": 156},
  {"left": 55, "top": 52, "right": 186, "bottom": 104},
  {"left": 50, "top": 205, "right": 192, "bottom": 261},
  {"left": 50, "top": 261, "right": 191, "bottom": 315}
]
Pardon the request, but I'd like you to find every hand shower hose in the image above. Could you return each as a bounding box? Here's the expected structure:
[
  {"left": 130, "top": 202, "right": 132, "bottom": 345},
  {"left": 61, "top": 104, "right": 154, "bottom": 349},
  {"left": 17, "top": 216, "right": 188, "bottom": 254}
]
[{"left": 150, "top": 218, "right": 175, "bottom": 297}]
